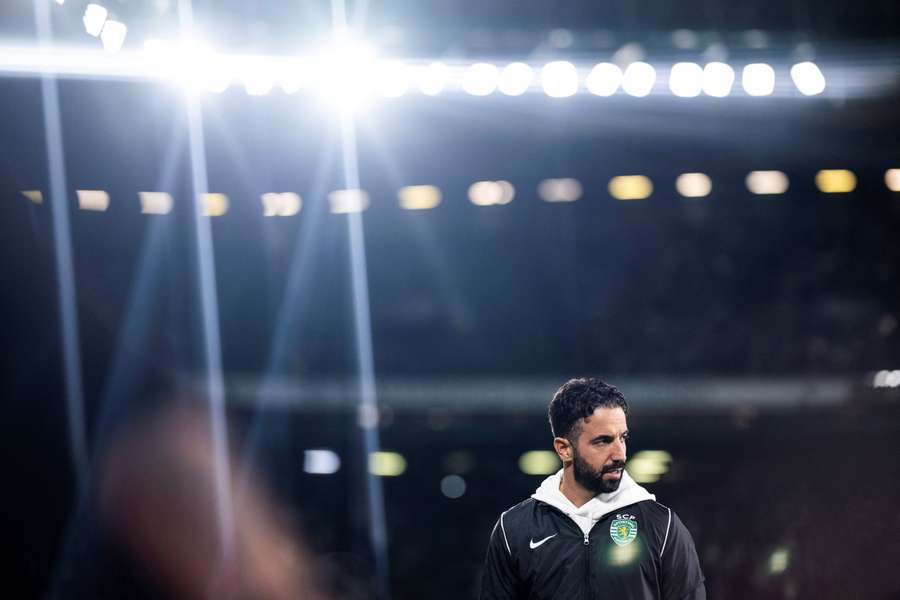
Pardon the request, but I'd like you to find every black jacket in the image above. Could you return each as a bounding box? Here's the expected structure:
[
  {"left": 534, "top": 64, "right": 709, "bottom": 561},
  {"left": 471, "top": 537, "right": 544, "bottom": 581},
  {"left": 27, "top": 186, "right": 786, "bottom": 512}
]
[{"left": 480, "top": 498, "right": 706, "bottom": 600}]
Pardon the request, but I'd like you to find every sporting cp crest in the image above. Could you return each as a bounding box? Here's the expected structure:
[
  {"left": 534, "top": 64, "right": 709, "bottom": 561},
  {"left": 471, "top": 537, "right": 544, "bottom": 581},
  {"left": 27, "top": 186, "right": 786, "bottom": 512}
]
[{"left": 609, "top": 517, "right": 638, "bottom": 547}]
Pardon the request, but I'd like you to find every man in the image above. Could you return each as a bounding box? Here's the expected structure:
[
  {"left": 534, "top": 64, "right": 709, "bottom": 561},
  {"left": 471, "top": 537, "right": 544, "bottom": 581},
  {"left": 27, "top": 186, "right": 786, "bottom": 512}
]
[{"left": 480, "top": 378, "right": 706, "bottom": 600}]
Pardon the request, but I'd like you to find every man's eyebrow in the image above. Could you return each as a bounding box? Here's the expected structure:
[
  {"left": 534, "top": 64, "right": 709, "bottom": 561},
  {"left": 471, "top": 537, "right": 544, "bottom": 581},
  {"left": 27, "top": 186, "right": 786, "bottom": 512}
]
[{"left": 590, "top": 431, "right": 629, "bottom": 441}]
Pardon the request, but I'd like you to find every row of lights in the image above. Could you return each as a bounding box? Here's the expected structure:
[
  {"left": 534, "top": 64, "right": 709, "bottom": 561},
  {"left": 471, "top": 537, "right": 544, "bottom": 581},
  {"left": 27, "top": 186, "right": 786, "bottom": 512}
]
[
  {"left": 53, "top": 4, "right": 827, "bottom": 98},
  {"left": 520, "top": 450, "right": 672, "bottom": 483},
  {"left": 151, "top": 52, "right": 826, "bottom": 98},
  {"left": 456, "top": 60, "right": 824, "bottom": 98},
  {"left": 19, "top": 169, "right": 900, "bottom": 215},
  {"left": 301, "top": 449, "right": 461, "bottom": 499},
  {"left": 302, "top": 448, "right": 671, "bottom": 490}
]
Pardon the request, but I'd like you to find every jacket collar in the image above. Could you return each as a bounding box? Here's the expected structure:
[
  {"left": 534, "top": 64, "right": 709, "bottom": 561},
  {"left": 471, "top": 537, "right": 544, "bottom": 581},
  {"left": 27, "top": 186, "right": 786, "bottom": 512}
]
[{"left": 531, "top": 469, "right": 655, "bottom": 523}]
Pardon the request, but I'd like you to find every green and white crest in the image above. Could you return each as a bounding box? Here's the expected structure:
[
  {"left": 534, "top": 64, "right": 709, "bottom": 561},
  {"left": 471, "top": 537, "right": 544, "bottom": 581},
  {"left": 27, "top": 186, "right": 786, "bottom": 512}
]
[{"left": 609, "top": 518, "right": 638, "bottom": 547}]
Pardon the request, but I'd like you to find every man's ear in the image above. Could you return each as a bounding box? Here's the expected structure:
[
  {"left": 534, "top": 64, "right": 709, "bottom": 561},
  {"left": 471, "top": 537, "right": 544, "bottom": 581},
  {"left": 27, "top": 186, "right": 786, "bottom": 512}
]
[{"left": 553, "top": 437, "right": 573, "bottom": 464}]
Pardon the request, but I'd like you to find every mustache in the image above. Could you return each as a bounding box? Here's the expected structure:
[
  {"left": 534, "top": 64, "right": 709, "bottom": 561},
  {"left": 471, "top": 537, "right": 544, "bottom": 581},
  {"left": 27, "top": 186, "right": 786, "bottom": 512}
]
[{"left": 601, "top": 462, "right": 626, "bottom": 474}]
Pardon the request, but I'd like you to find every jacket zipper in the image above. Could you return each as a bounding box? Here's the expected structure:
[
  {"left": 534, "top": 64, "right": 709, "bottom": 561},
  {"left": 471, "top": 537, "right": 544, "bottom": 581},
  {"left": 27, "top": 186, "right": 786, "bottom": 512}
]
[{"left": 584, "top": 533, "right": 591, "bottom": 600}]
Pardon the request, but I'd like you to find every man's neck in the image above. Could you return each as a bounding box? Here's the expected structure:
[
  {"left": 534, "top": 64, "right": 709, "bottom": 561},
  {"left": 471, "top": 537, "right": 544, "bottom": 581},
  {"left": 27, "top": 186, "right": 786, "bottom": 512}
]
[{"left": 559, "top": 468, "right": 596, "bottom": 508}]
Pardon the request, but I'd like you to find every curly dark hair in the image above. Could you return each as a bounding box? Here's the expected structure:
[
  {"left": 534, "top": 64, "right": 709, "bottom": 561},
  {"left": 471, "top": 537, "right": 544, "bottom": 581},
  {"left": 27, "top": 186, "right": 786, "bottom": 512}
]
[{"left": 548, "top": 377, "right": 629, "bottom": 441}]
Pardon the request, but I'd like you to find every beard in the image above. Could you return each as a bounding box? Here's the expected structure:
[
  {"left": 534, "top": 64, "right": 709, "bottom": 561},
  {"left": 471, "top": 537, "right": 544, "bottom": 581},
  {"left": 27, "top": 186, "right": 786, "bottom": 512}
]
[{"left": 572, "top": 450, "right": 626, "bottom": 495}]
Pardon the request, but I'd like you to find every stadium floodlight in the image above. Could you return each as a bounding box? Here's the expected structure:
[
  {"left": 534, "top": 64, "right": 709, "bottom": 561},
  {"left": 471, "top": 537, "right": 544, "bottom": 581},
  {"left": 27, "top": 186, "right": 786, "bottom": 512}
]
[
  {"left": 668, "top": 62, "right": 703, "bottom": 97},
  {"left": 374, "top": 60, "right": 410, "bottom": 97},
  {"left": 312, "top": 40, "right": 377, "bottom": 108},
  {"left": 746, "top": 171, "right": 789, "bottom": 195},
  {"left": 742, "top": 63, "right": 775, "bottom": 96},
  {"left": 537, "top": 178, "right": 583, "bottom": 202},
  {"left": 790, "top": 61, "right": 826, "bottom": 96},
  {"left": 498, "top": 62, "right": 533, "bottom": 96},
  {"left": 585, "top": 63, "right": 622, "bottom": 96},
  {"left": 622, "top": 62, "right": 656, "bottom": 97},
  {"left": 261, "top": 193, "right": 302, "bottom": 216},
  {"left": 279, "top": 60, "right": 310, "bottom": 94},
  {"left": 815, "top": 169, "right": 856, "bottom": 193},
  {"left": 418, "top": 61, "right": 447, "bottom": 96},
  {"left": 462, "top": 62, "right": 499, "bottom": 96},
  {"left": 303, "top": 449, "right": 340, "bottom": 475},
  {"left": 240, "top": 58, "right": 275, "bottom": 96},
  {"left": 398, "top": 185, "right": 442, "bottom": 210},
  {"left": 886, "top": 169, "right": 900, "bottom": 192},
  {"left": 702, "top": 62, "right": 735, "bottom": 97},
  {"left": 369, "top": 451, "right": 406, "bottom": 476},
  {"left": 99, "top": 20, "right": 126, "bottom": 53},
  {"left": 139, "top": 192, "right": 173, "bottom": 215},
  {"left": 83, "top": 4, "right": 108, "bottom": 37},
  {"left": 77, "top": 190, "right": 109, "bottom": 211},
  {"left": 329, "top": 189, "right": 370, "bottom": 213},
  {"left": 519, "top": 451, "right": 560, "bottom": 475},
  {"left": 541, "top": 61, "right": 578, "bottom": 98},
  {"left": 676, "top": 173, "right": 712, "bottom": 197},
  {"left": 609, "top": 175, "right": 653, "bottom": 200}
]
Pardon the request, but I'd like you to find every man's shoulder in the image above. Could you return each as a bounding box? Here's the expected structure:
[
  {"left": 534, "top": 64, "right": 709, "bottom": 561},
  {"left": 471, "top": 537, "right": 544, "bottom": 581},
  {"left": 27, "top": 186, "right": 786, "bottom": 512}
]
[
  {"left": 497, "top": 497, "right": 538, "bottom": 521},
  {"left": 493, "top": 497, "right": 545, "bottom": 533}
]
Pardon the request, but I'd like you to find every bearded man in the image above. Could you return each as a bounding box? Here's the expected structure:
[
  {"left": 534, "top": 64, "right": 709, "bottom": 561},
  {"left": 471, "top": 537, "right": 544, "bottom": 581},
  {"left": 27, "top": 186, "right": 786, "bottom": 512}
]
[{"left": 480, "top": 377, "right": 706, "bottom": 600}]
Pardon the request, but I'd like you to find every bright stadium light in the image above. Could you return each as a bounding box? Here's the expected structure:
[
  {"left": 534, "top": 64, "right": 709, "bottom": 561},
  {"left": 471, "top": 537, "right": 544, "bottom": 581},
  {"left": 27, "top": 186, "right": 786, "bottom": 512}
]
[
  {"left": 668, "top": 62, "right": 703, "bottom": 97},
  {"left": 279, "top": 60, "right": 311, "bottom": 94},
  {"left": 240, "top": 60, "right": 275, "bottom": 96},
  {"left": 702, "top": 62, "right": 735, "bottom": 97},
  {"left": 538, "top": 178, "right": 583, "bottom": 202},
  {"left": 77, "top": 190, "right": 109, "bottom": 212},
  {"left": 498, "top": 62, "right": 533, "bottom": 96},
  {"left": 469, "top": 180, "right": 514, "bottom": 206},
  {"left": 261, "top": 192, "right": 302, "bottom": 216},
  {"left": 99, "top": 20, "right": 126, "bottom": 52},
  {"left": 139, "top": 192, "right": 173, "bottom": 215},
  {"left": 815, "top": 169, "right": 857, "bottom": 193},
  {"left": 83, "top": 4, "right": 108, "bottom": 37},
  {"left": 790, "top": 61, "right": 826, "bottom": 96},
  {"left": 627, "top": 450, "right": 673, "bottom": 483},
  {"left": 519, "top": 451, "right": 560, "bottom": 475},
  {"left": 541, "top": 61, "right": 578, "bottom": 98},
  {"left": 369, "top": 451, "right": 406, "bottom": 477},
  {"left": 676, "top": 173, "right": 712, "bottom": 197},
  {"left": 742, "top": 63, "right": 775, "bottom": 96},
  {"left": 21, "top": 191, "right": 43, "bottom": 204},
  {"left": 375, "top": 60, "right": 410, "bottom": 97},
  {"left": 329, "top": 189, "right": 370, "bottom": 213},
  {"left": 463, "top": 62, "right": 499, "bottom": 96},
  {"left": 886, "top": 169, "right": 900, "bottom": 192},
  {"left": 303, "top": 449, "right": 341, "bottom": 475},
  {"left": 312, "top": 40, "right": 377, "bottom": 107},
  {"left": 585, "top": 63, "right": 622, "bottom": 96},
  {"left": 202, "top": 193, "right": 229, "bottom": 217},
  {"left": 746, "top": 171, "right": 789, "bottom": 195},
  {"left": 768, "top": 548, "right": 791, "bottom": 575},
  {"left": 622, "top": 62, "right": 656, "bottom": 97},
  {"left": 418, "top": 61, "right": 447, "bottom": 96},
  {"left": 609, "top": 175, "right": 653, "bottom": 200},
  {"left": 398, "top": 185, "right": 442, "bottom": 210}
]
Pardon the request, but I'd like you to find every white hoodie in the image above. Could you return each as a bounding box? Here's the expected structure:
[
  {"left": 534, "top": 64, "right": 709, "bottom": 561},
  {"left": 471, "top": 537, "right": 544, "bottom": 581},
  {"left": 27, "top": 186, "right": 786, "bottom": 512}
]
[{"left": 531, "top": 469, "right": 656, "bottom": 536}]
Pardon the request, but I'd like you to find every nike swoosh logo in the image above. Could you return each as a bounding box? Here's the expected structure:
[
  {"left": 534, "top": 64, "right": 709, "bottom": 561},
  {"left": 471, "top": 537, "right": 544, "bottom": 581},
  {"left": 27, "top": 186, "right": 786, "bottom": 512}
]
[{"left": 529, "top": 534, "right": 557, "bottom": 549}]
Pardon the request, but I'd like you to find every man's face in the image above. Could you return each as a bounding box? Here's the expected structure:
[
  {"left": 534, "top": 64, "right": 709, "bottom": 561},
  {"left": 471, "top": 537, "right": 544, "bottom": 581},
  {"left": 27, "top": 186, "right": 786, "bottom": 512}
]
[{"left": 570, "top": 407, "right": 629, "bottom": 495}]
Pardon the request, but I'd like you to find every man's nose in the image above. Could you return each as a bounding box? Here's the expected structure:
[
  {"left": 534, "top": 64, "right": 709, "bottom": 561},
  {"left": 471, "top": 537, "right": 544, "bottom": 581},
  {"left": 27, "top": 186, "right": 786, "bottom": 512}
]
[{"left": 611, "top": 438, "right": 626, "bottom": 461}]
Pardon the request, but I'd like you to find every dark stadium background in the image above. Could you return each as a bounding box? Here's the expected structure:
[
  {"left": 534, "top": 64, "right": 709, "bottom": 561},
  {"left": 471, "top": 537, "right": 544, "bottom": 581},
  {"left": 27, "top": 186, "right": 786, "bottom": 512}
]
[{"left": 1, "top": 1, "right": 899, "bottom": 599}]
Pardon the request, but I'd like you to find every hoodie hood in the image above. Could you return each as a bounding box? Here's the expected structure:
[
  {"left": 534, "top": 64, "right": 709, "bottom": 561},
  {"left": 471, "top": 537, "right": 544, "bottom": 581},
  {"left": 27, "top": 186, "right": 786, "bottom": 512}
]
[{"left": 531, "top": 469, "right": 655, "bottom": 536}]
